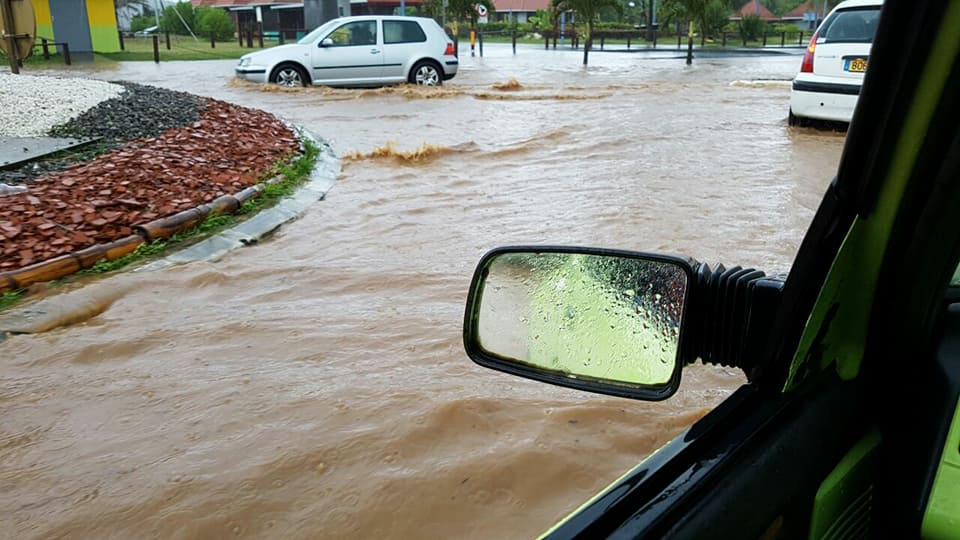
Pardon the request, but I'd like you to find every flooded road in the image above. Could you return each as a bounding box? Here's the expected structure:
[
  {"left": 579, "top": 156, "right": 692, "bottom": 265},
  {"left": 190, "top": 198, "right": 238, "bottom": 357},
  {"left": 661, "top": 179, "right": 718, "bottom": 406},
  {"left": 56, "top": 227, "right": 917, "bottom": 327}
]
[{"left": 4, "top": 45, "right": 845, "bottom": 538}]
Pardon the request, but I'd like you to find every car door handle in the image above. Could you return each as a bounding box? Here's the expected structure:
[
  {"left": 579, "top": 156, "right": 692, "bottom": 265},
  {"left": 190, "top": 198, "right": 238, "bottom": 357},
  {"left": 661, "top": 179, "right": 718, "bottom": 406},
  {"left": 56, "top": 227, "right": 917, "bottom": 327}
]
[{"left": 370, "top": 49, "right": 381, "bottom": 54}]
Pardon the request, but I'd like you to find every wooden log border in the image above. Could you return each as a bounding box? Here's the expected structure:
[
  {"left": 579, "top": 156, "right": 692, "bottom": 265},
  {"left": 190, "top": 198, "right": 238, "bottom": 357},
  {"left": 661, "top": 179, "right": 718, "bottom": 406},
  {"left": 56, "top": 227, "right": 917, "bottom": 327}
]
[{"left": 0, "top": 172, "right": 290, "bottom": 294}]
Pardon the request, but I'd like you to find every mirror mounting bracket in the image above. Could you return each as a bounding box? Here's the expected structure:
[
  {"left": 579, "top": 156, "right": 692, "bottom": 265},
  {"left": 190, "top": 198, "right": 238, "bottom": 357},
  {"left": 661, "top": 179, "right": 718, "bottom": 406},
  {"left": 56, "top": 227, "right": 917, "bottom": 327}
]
[{"left": 683, "top": 262, "right": 785, "bottom": 379}]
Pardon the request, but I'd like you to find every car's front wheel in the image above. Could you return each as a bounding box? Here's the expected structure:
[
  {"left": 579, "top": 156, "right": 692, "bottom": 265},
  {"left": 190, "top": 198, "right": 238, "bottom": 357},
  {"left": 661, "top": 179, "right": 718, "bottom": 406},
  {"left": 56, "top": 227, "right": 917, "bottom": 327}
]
[
  {"left": 271, "top": 64, "right": 308, "bottom": 88},
  {"left": 410, "top": 61, "right": 442, "bottom": 86}
]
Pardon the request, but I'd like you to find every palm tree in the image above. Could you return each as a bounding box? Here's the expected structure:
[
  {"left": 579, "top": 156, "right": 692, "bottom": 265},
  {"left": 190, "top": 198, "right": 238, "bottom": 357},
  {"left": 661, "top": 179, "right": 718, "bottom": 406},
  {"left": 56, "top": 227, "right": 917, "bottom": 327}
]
[
  {"left": 446, "top": 0, "right": 494, "bottom": 37},
  {"left": 552, "top": 0, "right": 623, "bottom": 65}
]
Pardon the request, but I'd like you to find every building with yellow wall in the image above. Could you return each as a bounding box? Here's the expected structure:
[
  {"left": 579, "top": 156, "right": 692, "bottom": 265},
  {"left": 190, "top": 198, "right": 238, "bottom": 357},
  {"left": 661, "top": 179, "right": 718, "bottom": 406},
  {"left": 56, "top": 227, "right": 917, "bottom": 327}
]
[{"left": 31, "top": 0, "right": 121, "bottom": 53}]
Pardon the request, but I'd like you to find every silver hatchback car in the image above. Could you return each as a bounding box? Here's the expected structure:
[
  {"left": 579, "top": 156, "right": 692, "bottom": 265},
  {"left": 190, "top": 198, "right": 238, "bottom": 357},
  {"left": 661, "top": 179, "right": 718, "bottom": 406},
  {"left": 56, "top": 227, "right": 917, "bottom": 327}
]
[{"left": 235, "top": 16, "right": 458, "bottom": 88}]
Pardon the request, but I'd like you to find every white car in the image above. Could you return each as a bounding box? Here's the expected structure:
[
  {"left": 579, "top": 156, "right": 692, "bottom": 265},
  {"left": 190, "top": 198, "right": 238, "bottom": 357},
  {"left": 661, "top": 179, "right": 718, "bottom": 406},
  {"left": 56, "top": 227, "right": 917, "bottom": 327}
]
[
  {"left": 789, "top": 0, "right": 883, "bottom": 125},
  {"left": 235, "top": 16, "right": 458, "bottom": 88}
]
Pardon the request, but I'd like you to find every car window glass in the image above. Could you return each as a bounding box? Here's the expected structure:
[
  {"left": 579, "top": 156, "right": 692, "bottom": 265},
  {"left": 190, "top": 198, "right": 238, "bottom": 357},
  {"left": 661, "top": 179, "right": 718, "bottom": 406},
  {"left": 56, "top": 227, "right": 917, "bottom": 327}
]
[
  {"left": 384, "top": 21, "right": 426, "bottom": 44},
  {"left": 326, "top": 21, "right": 378, "bottom": 46},
  {"left": 819, "top": 8, "right": 881, "bottom": 43}
]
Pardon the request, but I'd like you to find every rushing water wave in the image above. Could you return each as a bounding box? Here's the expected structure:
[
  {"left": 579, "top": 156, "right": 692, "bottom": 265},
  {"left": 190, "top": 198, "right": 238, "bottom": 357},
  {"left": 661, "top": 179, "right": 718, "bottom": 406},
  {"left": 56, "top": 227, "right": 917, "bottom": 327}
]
[{"left": 4, "top": 45, "right": 845, "bottom": 538}]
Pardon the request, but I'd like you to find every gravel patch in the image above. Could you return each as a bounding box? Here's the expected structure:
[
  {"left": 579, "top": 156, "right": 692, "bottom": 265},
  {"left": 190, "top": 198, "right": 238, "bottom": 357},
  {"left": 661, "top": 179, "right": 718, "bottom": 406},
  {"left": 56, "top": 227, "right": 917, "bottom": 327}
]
[
  {"left": 2, "top": 81, "right": 205, "bottom": 185},
  {"left": 50, "top": 82, "right": 203, "bottom": 141},
  {"left": 0, "top": 74, "right": 124, "bottom": 137}
]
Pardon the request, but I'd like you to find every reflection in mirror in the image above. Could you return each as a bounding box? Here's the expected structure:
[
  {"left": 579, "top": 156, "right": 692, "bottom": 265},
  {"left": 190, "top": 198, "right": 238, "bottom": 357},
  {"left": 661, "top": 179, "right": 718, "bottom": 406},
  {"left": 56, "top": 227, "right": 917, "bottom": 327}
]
[{"left": 476, "top": 252, "right": 687, "bottom": 388}]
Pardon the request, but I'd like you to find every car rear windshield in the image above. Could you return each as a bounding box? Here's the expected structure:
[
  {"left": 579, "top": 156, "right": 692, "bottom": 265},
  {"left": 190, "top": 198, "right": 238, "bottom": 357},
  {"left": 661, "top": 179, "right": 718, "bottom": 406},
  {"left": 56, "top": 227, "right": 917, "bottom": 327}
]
[{"left": 819, "top": 7, "right": 882, "bottom": 43}]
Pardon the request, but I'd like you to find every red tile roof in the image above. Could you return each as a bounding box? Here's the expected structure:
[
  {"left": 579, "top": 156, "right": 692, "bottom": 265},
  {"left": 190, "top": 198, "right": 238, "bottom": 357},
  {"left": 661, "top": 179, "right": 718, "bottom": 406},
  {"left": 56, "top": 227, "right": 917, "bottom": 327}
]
[
  {"left": 492, "top": 0, "right": 550, "bottom": 12},
  {"left": 786, "top": 1, "right": 817, "bottom": 17},
  {"left": 732, "top": 0, "right": 778, "bottom": 21}
]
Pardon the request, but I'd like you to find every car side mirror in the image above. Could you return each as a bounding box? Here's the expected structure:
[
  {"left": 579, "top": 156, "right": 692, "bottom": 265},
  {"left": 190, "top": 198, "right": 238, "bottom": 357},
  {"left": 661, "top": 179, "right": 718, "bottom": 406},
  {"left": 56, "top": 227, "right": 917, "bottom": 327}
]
[
  {"left": 463, "top": 246, "right": 694, "bottom": 401},
  {"left": 320, "top": 38, "right": 334, "bottom": 47}
]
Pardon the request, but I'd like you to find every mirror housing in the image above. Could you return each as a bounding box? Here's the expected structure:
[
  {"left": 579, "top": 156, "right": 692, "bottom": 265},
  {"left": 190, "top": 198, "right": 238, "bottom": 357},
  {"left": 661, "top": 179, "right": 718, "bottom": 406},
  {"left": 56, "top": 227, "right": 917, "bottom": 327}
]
[
  {"left": 462, "top": 246, "right": 786, "bottom": 401},
  {"left": 320, "top": 37, "right": 334, "bottom": 47},
  {"left": 463, "top": 246, "right": 695, "bottom": 401}
]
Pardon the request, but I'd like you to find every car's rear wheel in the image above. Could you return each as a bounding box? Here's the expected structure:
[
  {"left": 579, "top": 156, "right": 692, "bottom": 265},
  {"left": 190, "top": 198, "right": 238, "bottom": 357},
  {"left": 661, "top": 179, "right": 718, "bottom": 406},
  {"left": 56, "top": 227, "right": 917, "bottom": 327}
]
[
  {"left": 410, "top": 61, "right": 442, "bottom": 86},
  {"left": 788, "top": 109, "right": 803, "bottom": 127},
  {"left": 271, "top": 64, "right": 308, "bottom": 88}
]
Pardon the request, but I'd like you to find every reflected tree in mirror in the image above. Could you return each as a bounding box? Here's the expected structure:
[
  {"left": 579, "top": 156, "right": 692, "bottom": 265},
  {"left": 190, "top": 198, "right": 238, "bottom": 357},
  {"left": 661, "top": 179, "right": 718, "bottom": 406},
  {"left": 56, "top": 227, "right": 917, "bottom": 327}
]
[{"left": 476, "top": 252, "right": 688, "bottom": 389}]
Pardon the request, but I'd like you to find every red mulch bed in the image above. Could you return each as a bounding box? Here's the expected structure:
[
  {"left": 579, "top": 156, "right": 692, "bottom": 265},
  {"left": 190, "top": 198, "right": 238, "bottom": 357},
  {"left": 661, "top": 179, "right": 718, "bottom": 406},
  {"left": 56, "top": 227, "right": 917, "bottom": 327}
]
[{"left": 0, "top": 98, "right": 300, "bottom": 270}]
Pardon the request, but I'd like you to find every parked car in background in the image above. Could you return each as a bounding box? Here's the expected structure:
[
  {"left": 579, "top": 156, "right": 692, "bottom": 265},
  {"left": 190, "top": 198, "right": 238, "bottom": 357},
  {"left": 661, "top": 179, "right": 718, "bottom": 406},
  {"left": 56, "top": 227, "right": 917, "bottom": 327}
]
[
  {"left": 789, "top": 0, "right": 883, "bottom": 125},
  {"left": 235, "top": 16, "right": 458, "bottom": 88},
  {"left": 133, "top": 25, "right": 158, "bottom": 37}
]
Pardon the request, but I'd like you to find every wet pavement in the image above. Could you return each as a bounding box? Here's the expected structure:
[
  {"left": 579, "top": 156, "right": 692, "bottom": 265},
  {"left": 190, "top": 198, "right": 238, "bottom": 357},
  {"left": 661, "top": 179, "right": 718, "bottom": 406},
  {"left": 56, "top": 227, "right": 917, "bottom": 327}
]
[{"left": 3, "top": 44, "right": 846, "bottom": 539}]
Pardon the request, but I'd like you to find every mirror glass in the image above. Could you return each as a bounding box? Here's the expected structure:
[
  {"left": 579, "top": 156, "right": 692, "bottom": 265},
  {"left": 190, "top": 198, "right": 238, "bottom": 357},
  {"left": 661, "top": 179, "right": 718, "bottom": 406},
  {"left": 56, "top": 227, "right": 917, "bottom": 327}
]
[{"left": 475, "top": 251, "right": 688, "bottom": 388}]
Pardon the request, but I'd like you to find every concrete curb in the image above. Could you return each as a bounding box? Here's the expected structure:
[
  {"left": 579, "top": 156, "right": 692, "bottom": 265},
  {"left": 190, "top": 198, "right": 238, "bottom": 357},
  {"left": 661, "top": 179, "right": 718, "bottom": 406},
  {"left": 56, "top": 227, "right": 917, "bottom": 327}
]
[
  {"left": 138, "top": 130, "right": 338, "bottom": 271},
  {"left": 0, "top": 129, "right": 339, "bottom": 340}
]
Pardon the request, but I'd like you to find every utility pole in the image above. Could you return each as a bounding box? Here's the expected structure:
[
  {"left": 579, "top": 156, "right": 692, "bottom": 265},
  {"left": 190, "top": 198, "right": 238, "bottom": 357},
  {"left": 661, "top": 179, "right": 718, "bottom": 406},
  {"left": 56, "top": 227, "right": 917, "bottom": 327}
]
[{"left": 646, "top": 0, "right": 654, "bottom": 43}]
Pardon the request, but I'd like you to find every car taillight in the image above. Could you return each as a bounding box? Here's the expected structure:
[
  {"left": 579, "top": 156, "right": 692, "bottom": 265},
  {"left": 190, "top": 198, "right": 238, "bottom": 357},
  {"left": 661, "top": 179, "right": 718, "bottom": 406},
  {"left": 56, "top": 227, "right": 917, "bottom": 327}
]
[
  {"left": 801, "top": 32, "right": 818, "bottom": 73},
  {"left": 444, "top": 42, "right": 455, "bottom": 56}
]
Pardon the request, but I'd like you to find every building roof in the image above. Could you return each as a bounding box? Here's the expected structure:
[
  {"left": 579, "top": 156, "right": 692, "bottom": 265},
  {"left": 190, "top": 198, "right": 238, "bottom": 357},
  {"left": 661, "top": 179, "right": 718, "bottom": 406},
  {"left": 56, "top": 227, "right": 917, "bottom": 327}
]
[
  {"left": 730, "top": 0, "right": 778, "bottom": 21},
  {"left": 785, "top": 1, "right": 816, "bottom": 17},
  {"left": 492, "top": 0, "right": 550, "bottom": 13}
]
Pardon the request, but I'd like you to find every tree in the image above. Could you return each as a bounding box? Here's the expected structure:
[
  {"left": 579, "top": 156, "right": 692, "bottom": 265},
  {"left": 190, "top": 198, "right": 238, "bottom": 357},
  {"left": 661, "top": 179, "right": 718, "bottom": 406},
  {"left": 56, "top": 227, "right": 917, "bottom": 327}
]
[
  {"left": 196, "top": 8, "right": 233, "bottom": 41},
  {"left": 660, "top": 0, "right": 731, "bottom": 40},
  {"left": 551, "top": 0, "right": 622, "bottom": 65},
  {"left": 445, "top": 0, "right": 494, "bottom": 37},
  {"left": 159, "top": 1, "right": 197, "bottom": 36}
]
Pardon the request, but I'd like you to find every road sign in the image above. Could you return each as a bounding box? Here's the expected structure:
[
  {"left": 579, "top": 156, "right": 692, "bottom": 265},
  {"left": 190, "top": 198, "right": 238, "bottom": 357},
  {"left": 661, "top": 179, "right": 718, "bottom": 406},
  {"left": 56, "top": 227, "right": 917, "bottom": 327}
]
[{"left": 476, "top": 4, "right": 488, "bottom": 24}]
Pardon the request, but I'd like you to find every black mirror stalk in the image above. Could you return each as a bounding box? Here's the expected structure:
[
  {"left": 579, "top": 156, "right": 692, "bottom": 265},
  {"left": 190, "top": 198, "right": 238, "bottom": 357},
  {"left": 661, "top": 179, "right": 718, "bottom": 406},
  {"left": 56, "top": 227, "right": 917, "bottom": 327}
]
[{"left": 682, "top": 262, "right": 785, "bottom": 380}]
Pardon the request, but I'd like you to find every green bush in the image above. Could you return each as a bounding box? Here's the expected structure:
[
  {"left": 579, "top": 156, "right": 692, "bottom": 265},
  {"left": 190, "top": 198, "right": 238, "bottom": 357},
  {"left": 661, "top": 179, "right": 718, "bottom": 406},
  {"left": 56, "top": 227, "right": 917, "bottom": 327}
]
[
  {"left": 196, "top": 7, "right": 234, "bottom": 41},
  {"left": 702, "top": 0, "right": 731, "bottom": 37},
  {"left": 739, "top": 14, "right": 766, "bottom": 41},
  {"left": 772, "top": 23, "right": 800, "bottom": 34},
  {"left": 130, "top": 15, "right": 155, "bottom": 33},
  {"left": 130, "top": 15, "right": 157, "bottom": 32},
  {"left": 159, "top": 1, "right": 196, "bottom": 35}
]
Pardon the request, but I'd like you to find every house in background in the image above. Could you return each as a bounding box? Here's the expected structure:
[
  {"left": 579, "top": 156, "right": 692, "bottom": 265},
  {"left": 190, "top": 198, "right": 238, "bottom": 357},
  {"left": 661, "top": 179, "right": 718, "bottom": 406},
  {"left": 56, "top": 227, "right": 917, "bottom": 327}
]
[
  {"left": 729, "top": 0, "right": 778, "bottom": 22},
  {"left": 491, "top": 0, "right": 549, "bottom": 24},
  {"left": 781, "top": 0, "right": 828, "bottom": 29},
  {"left": 30, "top": 0, "right": 121, "bottom": 53},
  {"left": 190, "top": 0, "right": 426, "bottom": 39}
]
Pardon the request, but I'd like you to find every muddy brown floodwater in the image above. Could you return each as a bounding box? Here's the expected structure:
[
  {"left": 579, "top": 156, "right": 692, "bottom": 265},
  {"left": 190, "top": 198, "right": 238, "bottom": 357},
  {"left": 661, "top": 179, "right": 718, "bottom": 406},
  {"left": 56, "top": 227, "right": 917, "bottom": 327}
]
[{"left": 4, "top": 45, "right": 845, "bottom": 539}]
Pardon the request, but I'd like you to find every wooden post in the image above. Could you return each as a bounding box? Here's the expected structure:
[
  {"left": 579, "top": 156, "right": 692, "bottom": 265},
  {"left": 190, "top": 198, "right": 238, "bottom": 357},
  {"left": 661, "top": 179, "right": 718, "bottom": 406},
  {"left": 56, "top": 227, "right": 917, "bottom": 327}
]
[
  {"left": 781, "top": 31, "right": 786, "bottom": 47},
  {"left": 722, "top": 31, "right": 726, "bottom": 47},
  {"left": 62, "top": 42, "right": 71, "bottom": 65},
  {"left": 798, "top": 31, "right": 804, "bottom": 46},
  {"left": 544, "top": 31, "right": 549, "bottom": 49},
  {"left": 165, "top": 31, "right": 171, "bottom": 50},
  {"left": 211, "top": 31, "right": 216, "bottom": 48},
  {"left": 762, "top": 32, "right": 767, "bottom": 47},
  {"left": 118, "top": 30, "right": 125, "bottom": 50},
  {"left": 627, "top": 36, "right": 630, "bottom": 49},
  {"left": 152, "top": 34, "right": 159, "bottom": 63},
  {"left": 41, "top": 38, "right": 50, "bottom": 60},
  {"left": 652, "top": 30, "right": 657, "bottom": 48},
  {"left": 686, "top": 21, "right": 693, "bottom": 65},
  {"left": 599, "top": 36, "right": 604, "bottom": 50},
  {"left": 278, "top": 30, "right": 285, "bottom": 45},
  {"left": 478, "top": 30, "right": 483, "bottom": 57},
  {"left": 257, "top": 22, "right": 264, "bottom": 48},
  {"left": 511, "top": 29, "right": 516, "bottom": 54},
  {"left": 0, "top": 0, "right": 20, "bottom": 73},
  {"left": 246, "top": 27, "right": 253, "bottom": 48},
  {"left": 238, "top": 27, "right": 243, "bottom": 47},
  {"left": 677, "top": 32, "right": 681, "bottom": 50}
]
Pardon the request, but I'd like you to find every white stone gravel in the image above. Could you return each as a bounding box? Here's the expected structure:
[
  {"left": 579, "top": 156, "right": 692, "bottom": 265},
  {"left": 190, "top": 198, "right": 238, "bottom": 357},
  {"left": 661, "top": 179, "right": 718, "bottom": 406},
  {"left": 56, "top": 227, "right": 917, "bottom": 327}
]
[{"left": 0, "top": 74, "right": 124, "bottom": 137}]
